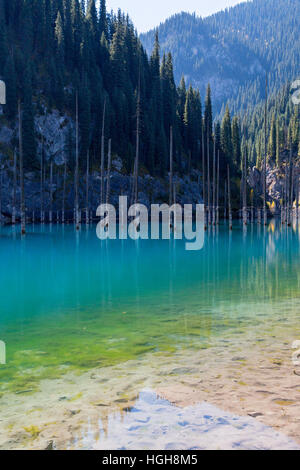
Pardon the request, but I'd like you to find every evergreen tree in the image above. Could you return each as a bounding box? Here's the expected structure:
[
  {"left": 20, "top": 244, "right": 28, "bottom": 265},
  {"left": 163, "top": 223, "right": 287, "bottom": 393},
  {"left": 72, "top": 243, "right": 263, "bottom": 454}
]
[
  {"left": 232, "top": 116, "right": 241, "bottom": 169},
  {"left": 221, "top": 105, "right": 233, "bottom": 167},
  {"left": 99, "top": 0, "right": 108, "bottom": 39}
]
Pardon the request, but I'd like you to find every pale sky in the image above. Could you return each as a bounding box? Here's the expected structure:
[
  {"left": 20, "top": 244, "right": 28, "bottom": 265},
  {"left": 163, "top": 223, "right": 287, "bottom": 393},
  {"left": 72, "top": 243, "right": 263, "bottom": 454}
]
[{"left": 105, "top": 0, "right": 246, "bottom": 32}]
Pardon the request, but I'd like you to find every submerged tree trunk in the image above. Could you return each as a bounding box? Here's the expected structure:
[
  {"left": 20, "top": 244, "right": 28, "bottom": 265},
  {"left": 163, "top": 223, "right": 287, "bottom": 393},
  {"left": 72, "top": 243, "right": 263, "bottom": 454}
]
[
  {"left": 227, "top": 165, "right": 232, "bottom": 230},
  {"left": 242, "top": 148, "right": 247, "bottom": 225},
  {"left": 263, "top": 74, "right": 268, "bottom": 226},
  {"left": 75, "top": 91, "right": 80, "bottom": 230},
  {"left": 296, "top": 171, "right": 299, "bottom": 221},
  {"left": 106, "top": 139, "right": 112, "bottom": 205},
  {"left": 207, "top": 134, "right": 211, "bottom": 225},
  {"left": 18, "top": 100, "right": 26, "bottom": 235},
  {"left": 169, "top": 126, "right": 173, "bottom": 206},
  {"left": 40, "top": 136, "right": 44, "bottom": 223},
  {"left": 85, "top": 150, "right": 90, "bottom": 224},
  {"left": 216, "top": 151, "right": 220, "bottom": 225},
  {"left": 224, "top": 180, "right": 227, "bottom": 220},
  {"left": 49, "top": 161, "right": 53, "bottom": 224},
  {"left": 212, "top": 138, "right": 216, "bottom": 226},
  {"left": 288, "top": 144, "right": 292, "bottom": 225},
  {"left": 202, "top": 126, "right": 206, "bottom": 223},
  {"left": 100, "top": 99, "right": 106, "bottom": 205},
  {"left": 134, "top": 72, "right": 141, "bottom": 206},
  {"left": 12, "top": 148, "right": 17, "bottom": 225},
  {"left": 0, "top": 164, "right": 2, "bottom": 221},
  {"left": 62, "top": 159, "right": 67, "bottom": 224}
]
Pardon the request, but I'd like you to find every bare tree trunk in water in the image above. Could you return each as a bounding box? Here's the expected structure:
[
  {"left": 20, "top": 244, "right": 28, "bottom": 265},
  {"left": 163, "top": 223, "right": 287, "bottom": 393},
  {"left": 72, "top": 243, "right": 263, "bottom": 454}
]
[
  {"left": 202, "top": 126, "right": 206, "bottom": 227},
  {"left": 263, "top": 74, "right": 268, "bottom": 226},
  {"left": 296, "top": 171, "right": 299, "bottom": 221},
  {"left": 207, "top": 134, "right": 211, "bottom": 225},
  {"left": 288, "top": 143, "right": 292, "bottom": 226},
  {"left": 106, "top": 139, "right": 112, "bottom": 205},
  {"left": 284, "top": 158, "right": 288, "bottom": 225},
  {"left": 49, "top": 160, "right": 53, "bottom": 224},
  {"left": 18, "top": 100, "right": 26, "bottom": 235},
  {"left": 12, "top": 148, "right": 17, "bottom": 225},
  {"left": 75, "top": 91, "right": 80, "bottom": 230},
  {"left": 216, "top": 151, "right": 220, "bottom": 225},
  {"left": 228, "top": 165, "right": 232, "bottom": 231},
  {"left": 243, "top": 148, "right": 247, "bottom": 225},
  {"left": 85, "top": 150, "right": 90, "bottom": 225},
  {"left": 169, "top": 126, "right": 173, "bottom": 206},
  {"left": 134, "top": 70, "right": 141, "bottom": 206},
  {"left": 224, "top": 180, "right": 227, "bottom": 220},
  {"left": 40, "top": 136, "right": 44, "bottom": 223},
  {"left": 0, "top": 164, "right": 2, "bottom": 221},
  {"left": 100, "top": 99, "right": 106, "bottom": 205},
  {"left": 212, "top": 137, "right": 216, "bottom": 226},
  {"left": 62, "top": 159, "right": 67, "bottom": 224}
]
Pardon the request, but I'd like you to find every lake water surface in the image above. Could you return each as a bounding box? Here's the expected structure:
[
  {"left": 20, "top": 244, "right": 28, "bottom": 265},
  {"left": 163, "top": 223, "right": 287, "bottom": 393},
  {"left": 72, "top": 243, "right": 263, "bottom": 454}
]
[{"left": 0, "top": 221, "right": 299, "bottom": 449}]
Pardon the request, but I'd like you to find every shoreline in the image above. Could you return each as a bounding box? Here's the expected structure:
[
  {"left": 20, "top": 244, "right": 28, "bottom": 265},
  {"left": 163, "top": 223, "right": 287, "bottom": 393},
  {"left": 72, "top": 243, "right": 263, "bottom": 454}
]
[{"left": 0, "top": 322, "right": 299, "bottom": 450}]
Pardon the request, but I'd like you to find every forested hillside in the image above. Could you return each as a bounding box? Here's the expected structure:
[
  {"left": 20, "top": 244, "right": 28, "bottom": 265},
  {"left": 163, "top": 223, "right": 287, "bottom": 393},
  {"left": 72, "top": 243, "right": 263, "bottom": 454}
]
[
  {"left": 141, "top": 0, "right": 300, "bottom": 114},
  {"left": 0, "top": 0, "right": 299, "bottom": 221},
  {"left": 240, "top": 83, "right": 299, "bottom": 169},
  {"left": 0, "top": 0, "right": 207, "bottom": 177}
]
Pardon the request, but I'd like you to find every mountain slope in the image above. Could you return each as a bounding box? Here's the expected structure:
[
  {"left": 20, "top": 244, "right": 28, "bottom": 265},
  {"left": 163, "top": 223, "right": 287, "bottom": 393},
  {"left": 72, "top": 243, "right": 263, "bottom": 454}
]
[{"left": 140, "top": 0, "right": 300, "bottom": 113}]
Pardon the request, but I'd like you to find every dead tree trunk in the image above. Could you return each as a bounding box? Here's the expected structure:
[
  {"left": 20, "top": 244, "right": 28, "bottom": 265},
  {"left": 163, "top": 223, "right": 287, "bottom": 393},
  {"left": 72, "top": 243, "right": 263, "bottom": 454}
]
[
  {"left": 207, "top": 134, "right": 211, "bottom": 225},
  {"left": 40, "top": 136, "right": 44, "bottom": 223},
  {"left": 243, "top": 147, "right": 247, "bottom": 225},
  {"left": 100, "top": 99, "right": 106, "bottom": 205},
  {"left": 12, "top": 148, "right": 17, "bottom": 225},
  {"left": 216, "top": 151, "right": 220, "bottom": 225},
  {"left": 85, "top": 150, "right": 90, "bottom": 225},
  {"left": 49, "top": 161, "right": 53, "bottom": 224},
  {"left": 62, "top": 159, "right": 67, "bottom": 224},
  {"left": 263, "top": 74, "right": 268, "bottom": 226},
  {"left": 202, "top": 126, "right": 206, "bottom": 222},
  {"left": 228, "top": 165, "right": 232, "bottom": 231},
  {"left": 212, "top": 137, "right": 216, "bottom": 226},
  {"left": 0, "top": 165, "right": 2, "bottom": 221},
  {"left": 134, "top": 71, "right": 141, "bottom": 206},
  {"left": 296, "top": 170, "right": 299, "bottom": 221},
  {"left": 288, "top": 143, "right": 292, "bottom": 225},
  {"left": 106, "top": 139, "right": 112, "bottom": 205},
  {"left": 169, "top": 126, "right": 173, "bottom": 206},
  {"left": 224, "top": 180, "right": 227, "bottom": 220},
  {"left": 18, "top": 99, "right": 26, "bottom": 235},
  {"left": 75, "top": 91, "right": 80, "bottom": 230}
]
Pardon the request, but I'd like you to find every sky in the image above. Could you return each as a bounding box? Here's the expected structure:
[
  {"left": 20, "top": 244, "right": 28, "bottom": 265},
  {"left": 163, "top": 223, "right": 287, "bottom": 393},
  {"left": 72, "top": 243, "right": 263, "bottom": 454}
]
[{"left": 105, "top": 0, "right": 246, "bottom": 33}]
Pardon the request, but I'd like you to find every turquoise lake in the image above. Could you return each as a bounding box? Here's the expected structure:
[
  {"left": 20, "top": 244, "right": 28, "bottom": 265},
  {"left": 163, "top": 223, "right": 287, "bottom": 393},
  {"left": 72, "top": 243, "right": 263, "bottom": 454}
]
[
  {"left": 0, "top": 221, "right": 299, "bottom": 449},
  {"left": 0, "top": 221, "right": 299, "bottom": 395}
]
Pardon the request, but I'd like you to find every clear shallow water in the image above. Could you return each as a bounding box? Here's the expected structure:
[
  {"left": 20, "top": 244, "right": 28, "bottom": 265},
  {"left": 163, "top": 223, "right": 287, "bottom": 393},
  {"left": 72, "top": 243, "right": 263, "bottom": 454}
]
[
  {"left": 0, "top": 221, "right": 300, "bottom": 396},
  {"left": 78, "top": 390, "right": 299, "bottom": 450}
]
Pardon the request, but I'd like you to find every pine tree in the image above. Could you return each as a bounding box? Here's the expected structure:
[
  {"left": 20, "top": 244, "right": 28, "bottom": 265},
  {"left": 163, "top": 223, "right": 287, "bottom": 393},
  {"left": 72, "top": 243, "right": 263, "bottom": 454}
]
[
  {"left": 221, "top": 105, "right": 233, "bottom": 167},
  {"left": 55, "top": 11, "right": 65, "bottom": 64},
  {"left": 268, "top": 113, "right": 276, "bottom": 160},
  {"left": 204, "top": 84, "right": 213, "bottom": 148},
  {"left": 99, "top": 0, "right": 108, "bottom": 39},
  {"left": 232, "top": 116, "right": 241, "bottom": 170}
]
